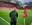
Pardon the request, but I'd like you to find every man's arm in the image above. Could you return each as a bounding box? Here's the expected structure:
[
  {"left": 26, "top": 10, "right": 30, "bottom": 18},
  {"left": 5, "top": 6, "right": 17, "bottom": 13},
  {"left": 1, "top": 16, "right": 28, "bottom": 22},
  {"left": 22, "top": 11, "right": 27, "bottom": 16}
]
[{"left": 16, "top": 12, "right": 18, "bottom": 17}]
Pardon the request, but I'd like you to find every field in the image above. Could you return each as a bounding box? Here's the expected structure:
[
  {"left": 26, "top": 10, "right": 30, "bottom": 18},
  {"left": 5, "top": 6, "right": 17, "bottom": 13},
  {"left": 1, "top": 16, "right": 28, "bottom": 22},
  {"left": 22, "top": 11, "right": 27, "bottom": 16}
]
[{"left": 0, "top": 8, "right": 32, "bottom": 25}]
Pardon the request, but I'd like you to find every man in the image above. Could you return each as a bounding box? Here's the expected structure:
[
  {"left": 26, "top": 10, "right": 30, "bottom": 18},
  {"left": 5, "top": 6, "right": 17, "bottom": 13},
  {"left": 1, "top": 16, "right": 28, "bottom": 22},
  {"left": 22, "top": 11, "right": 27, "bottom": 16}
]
[{"left": 9, "top": 10, "right": 18, "bottom": 25}]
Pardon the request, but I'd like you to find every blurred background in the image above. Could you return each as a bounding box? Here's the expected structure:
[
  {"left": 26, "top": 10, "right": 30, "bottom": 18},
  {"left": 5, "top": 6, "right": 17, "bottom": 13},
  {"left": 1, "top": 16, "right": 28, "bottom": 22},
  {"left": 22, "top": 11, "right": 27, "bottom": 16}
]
[{"left": 0, "top": 0, "right": 32, "bottom": 25}]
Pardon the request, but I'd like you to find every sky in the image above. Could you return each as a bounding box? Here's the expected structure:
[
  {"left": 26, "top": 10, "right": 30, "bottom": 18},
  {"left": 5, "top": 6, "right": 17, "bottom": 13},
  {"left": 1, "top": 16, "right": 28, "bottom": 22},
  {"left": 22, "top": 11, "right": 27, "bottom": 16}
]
[
  {"left": 18, "top": 0, "right": 32, "bottom": 3},
  {"left": 10, "top": 0, "right": 32, "bottom": 4}
]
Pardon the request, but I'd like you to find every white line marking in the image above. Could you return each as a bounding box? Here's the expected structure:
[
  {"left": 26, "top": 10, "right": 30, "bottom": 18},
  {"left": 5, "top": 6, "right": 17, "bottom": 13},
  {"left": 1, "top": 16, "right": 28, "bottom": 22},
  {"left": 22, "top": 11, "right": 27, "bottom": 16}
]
[
  {"left": 30, "top": 22, "right": 32, "bottom": 25},
  {"left": 0, "top": 17, "right": 10, "bottom": 25},
  {"left": 24, "top": 18, "right": 25, "bottom": 25}
]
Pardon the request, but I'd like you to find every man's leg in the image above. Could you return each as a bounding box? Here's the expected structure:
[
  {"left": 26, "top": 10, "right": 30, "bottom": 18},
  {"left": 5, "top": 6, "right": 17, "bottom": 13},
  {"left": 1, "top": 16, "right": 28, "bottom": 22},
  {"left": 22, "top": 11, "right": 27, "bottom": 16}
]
[
  {"left": 14, "top": 22, "right": 16, "bottom": 25},
  {"left": 11, "top": 22, "right": 13, "bottom": 25}
]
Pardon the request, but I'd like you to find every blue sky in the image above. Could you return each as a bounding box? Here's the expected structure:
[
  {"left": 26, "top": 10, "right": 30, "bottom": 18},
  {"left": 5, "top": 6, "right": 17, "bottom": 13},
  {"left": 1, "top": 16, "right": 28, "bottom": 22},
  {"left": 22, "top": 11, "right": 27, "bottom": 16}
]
[
  {"left": 10, "top": 0, "right": 32, "bottom": 4},
  {"left": 17, "top": 0, "right": 32, "bottom": 3}
]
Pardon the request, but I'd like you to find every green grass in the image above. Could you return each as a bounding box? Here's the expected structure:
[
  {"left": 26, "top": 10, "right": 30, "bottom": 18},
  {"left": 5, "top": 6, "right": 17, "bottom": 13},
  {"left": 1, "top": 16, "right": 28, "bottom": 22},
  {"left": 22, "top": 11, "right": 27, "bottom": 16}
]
[
  {"left": 0, "top": 10, "right": 32, "bottom": 25},
  {"left": 0, "top": 11, "right": 10, "bottom": 25}
]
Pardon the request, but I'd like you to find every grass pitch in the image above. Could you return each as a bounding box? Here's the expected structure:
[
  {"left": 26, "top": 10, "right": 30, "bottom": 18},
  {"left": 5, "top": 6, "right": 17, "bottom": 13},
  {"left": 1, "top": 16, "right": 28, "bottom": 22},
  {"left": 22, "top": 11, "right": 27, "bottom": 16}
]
[{"left": 0, "top": 9, "right": 32, "bottom": 25}]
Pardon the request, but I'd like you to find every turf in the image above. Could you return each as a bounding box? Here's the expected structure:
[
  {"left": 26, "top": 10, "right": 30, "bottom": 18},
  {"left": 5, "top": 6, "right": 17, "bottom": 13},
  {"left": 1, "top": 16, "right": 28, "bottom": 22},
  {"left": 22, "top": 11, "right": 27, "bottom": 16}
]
[
  {"left": 0, "top": 9, "right": 32, "bottom": 25},
  {"left": 0, "top": 10, "right": 10, "bottom": 25}
]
